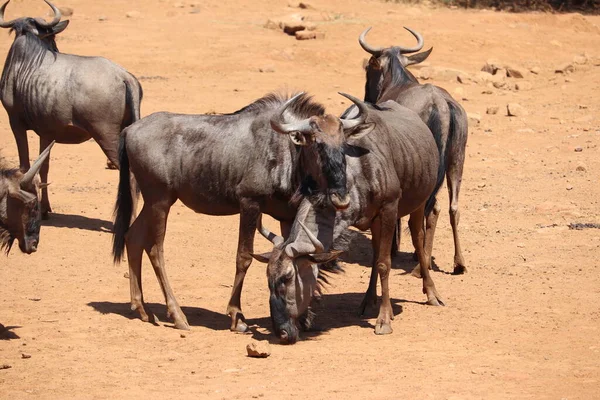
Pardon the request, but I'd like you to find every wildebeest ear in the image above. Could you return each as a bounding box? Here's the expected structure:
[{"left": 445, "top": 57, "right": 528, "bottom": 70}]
[
  {"left": 251, "top": 252, "right": 272, "bottom": 263},
  {"left": 52, "top": 20, "right": 70, "bottom": 35},
  {"left": 406, "top": 47, "right": 433, "bottom": 66},
  {"left": 288, "top": 131, "right": 308, "bottom": 146},
  {"left": 306, "top": 250, "right": 343, "bottom": 264},
  {"left": 344, "top": 122, "right": 375, "bottom": 144}
]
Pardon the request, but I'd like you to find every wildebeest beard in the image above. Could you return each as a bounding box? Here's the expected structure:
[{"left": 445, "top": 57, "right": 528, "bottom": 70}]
[{"left": 0, "top": 224, "right": 15, "bottom": 255}]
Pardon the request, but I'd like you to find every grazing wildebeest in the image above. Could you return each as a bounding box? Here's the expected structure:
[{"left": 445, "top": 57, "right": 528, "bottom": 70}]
[
  {"left": 252, "top": 94, "right": 446, "bottom": 343},
  {"left": 0, "top": 141, "right": 54, "bottom": 255},
  {"left": 360, "top": 27, "right": 468, "bottom": 275},
  {"left": 0, "top": 0, "right": 142, "bottom": 218},
  {"left": 112, "top": 92, "right": 369, "bottom": 331}
]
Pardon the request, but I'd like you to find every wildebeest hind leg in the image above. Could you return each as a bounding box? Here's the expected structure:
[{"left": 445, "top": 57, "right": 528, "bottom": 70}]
[
  {"left": 409, "top": 206, "right": 444, "bottom": 306},
  {"left": 226, "top": 199, "right": 260, "bottom": 333},
  {"left": 359, "top": 219, "right": 381, "bottom": 317},
  {"left": 125, "top": 206, "right": 155, "bottom": 324},
  {"left": 39, "top": 137, "right": 53, "bottom": 219},
  {"left": 447, "top": 161, "right": 467, "bottom": 274},
  {"left": 144, "top": 199, "right": 189, "bottom": 330}
]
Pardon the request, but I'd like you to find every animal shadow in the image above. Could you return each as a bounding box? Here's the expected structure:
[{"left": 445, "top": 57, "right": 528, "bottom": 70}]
[
  {"left": 0, "top": 323, "right": 21, "bottom": 340},
  {"left": 87, "top": 301, "right": 230, "bottom": 331},
  {"left": 44, "top": 213, "right": 113, "bottom": 233}
]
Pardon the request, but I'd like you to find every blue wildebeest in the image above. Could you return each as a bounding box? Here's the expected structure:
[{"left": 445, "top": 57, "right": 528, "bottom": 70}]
[
  {"left": 0, "top": 141, "right": 54, "bottom": 255},
  {"left": 0, "top": 0, "right": 142, "bottom": 218},
  {"left": 360, "top": 27, "right": 468, "bottom": 275},
  {"left": 111, "top": 92, "right": 368, "bottom": 331},
  {"left": 252, "top": 94, "right": 446, "bottom": 343}
]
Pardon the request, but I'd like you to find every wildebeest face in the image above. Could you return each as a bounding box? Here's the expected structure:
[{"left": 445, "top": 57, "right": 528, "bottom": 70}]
[
  {"left": 271, "top": 93, "right": 375, "bottom": 211},
  {"left": 7, "top": 183, "right": 41, "bottom": 254},
  {"left": 253, "top": 246, "right": 340, "bottom": 344}
]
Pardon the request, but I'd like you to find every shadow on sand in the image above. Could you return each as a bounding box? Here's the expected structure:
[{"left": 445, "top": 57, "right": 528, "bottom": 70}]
[
  {"left": 0, "top": 323, "right": 21, "bottom": 340},
  {"left": 44, "top": 213, "right": 113, "bottom": 233}
]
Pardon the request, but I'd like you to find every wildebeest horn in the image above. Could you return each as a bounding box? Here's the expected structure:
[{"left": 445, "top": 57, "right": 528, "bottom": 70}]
[
  {"left": 0, "top": 0, "right": 18, "bottom": 28},
  {"left": 21, "top": 141, "right": 55, "bottom": 189},
  {"left": 397, "top": 27, "right": 424, "bottom": 54},
  {"left": 34, "top": 0, "right": 61, "bottom": 28},
  {"left": 270, "top": 92, "right": 313, "bottom": 134},
  {"left": 339, "top": 92, "right": 368, "bottom": 130},
  {"left": 298, "top": 221, "right": 324, "bottom": 254},
  {"left": 358, "top": 27, "right": 383, "bottom": 57},
  {"left": 257, "top": 214, "right": 284, "bottom": 247}
]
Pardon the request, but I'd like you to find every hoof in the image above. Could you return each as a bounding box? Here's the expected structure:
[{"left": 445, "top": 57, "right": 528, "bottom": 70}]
[
  {"left": 174, "top": 319, "right": 191, "bottom": 330},
  {"left": 453, "top": 265, "right": 467, "bottom": 275},
  {"left": 374, "top": 322, "right": 393, "bottom": 335},
  {"left": 411, "top": 266, "right": 422, "bottom": 279},
  {"left": 231, "top": 319, "right": 249, "bottom": 333},
  {"left": 106, "top": 159, "right": 118, "bottom": 170},
  {"left": 426, "top": 295, "right": 445, "bottom": 307}
]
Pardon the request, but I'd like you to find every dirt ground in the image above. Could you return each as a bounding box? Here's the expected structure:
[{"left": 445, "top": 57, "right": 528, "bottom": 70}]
[{"left": 1, "top": 0, "right": 599, "bottom": 398}]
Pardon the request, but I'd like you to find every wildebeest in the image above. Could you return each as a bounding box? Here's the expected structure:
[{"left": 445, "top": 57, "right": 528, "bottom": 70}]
[
  {"left": 253, "top": 94, "right": 446, "bottom": 343},
  {"left": 360, "top": 27, "right": 468, "bottom": 275},
  {"left": 0, "top": 0, "right": 142, "bottom": 218},
  {"left": 0, "top": 141, "right": 54, "bottom": 255},
  {"left": 112, "top": 92, "right": 368, "bottom": 331}
]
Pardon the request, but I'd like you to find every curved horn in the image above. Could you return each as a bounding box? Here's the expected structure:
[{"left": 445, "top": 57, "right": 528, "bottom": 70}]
[
  {"left": 298, "top": 221, "right": 324, "bottom": 254},
  {"left": 270, "top": 92, "right": 313, "bottom": 134},
  {"left": 257, "top": 214, "right": 284, "bottom": 247},
  {"left": 21, "top": 141, "right": 55, "bottom": 189},
  {"left": 397, "top": 26, "right": 424, "bottom": 54},
  {"left": 0, "top": 0, "right": 18, "bottom": 29},
  {"left": 34, "top": 0, "right": 61, "bottom": 28},
  {"left": 358, "top": 27, "right": 383, "bottom": 57},
  {"left": 339, "top": 92, "right": 368, "bottom": 130}
]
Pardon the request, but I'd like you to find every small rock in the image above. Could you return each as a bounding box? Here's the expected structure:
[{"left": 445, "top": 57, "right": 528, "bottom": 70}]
[
  {"left": 573, "top": 54, "right": 588, "bottom": 65},
  {"left": 481, "top": 61, "right": 499, "bottom": 75},
  {"left": 481, "top": 90, "right": 493, "bottom": 95},
  {"left": 295, "top": 30, "right": 324, "bottom": 40},
  {"left": 574, "top": 147, "right": 583, "bottom": 152},
  {"left": 21, "top": 353, "right": 31, "bottom": 359},
  {"left": 0, "top": 364, "right": 11, "bottom": 370},
  {"left": 123, "top": 272, "right": 129, "bottom": 279},
  {"left": 298, "top": 2, "right": 312, "bottom": 8},
  {"left": 530, "top": 66, "right": 540, "bottom": 74},
  {"left": 493, "top": 81, "right": 507, "bottom": 89},
  {"left": 507, "top": 103, "right": 528, "bottom": 117},
  {"left": 506, "top": 66, "right": 525, "bottom": 78},
  {"left": 246, "top": 340, "right": 271, "bottom": 358},
  {"left": 515, "top": 81, "right": 532, "bottom": 91},
  {"left": 486, "top": 106, "right": 499, "bottom": 115},
  {"left": 576, "top": 163, "right": 587, "bottom": 172},
  {"left": 98, "top": 15, "right": 108, "bottom": 21},
  {"left": 495, "top": 68, "right": 508, "bottom": 78},
  {"left": 173, "top": 2, "right": 185, "bottom": 8},
  {"left": 125, "top": 11, "right": 141, "bottom": 18},
  {"left": 467, "top": 112, "right": 481, "bottom": 125},
  {"left": 555, "top": 63, "right": 574, "bottom": 74},
  {"left": 189, "top": 9, "right": 201, "bottom": 14},
  {"left": 566, "top": 185, "right": 573, "bottom": 191}
]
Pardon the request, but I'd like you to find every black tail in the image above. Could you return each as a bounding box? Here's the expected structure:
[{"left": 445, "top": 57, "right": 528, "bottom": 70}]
[
  {"left": 124, "top": 77, "right": 142, "bottom": 126},
  {"left": 425, "top": 103, "right": 452, "bottom": 216},
  {"left": 112, "top": 131, "right": 133, "bottom": 264}
]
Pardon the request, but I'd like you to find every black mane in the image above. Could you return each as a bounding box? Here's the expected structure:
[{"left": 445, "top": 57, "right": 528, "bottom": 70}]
[
  {"left": 387, "top": 47, "right": 419, "bottom": 86},
  {"left": 227, "top": 92, "right": 326, "bottom": 118}
]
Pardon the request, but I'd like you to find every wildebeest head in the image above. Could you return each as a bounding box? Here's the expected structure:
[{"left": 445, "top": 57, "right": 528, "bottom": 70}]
[
  {"left": 271, "top": 92, "right": 374, "bottom": 210},
  {"left": 252, "top": 216, "right": 342, "bottom": 344},
  {"left": 1, "top": 141, "right": 54, "bottom": 255},
  {"left": 0, "top": 0, "right": 68, "bottom": 49},
  {"left": 360, "top": 27, "right": 433, "bottom": 103}
]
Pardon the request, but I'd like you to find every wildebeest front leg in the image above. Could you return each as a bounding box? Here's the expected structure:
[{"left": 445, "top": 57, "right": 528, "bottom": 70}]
[
  {"left": 226, "top": 198, "right": 260, "bottom": 333},
  {"left": 409, "top": 206, "right": 445, "bottom": 306},
  {"left": 39, "top": 137, "right": 53, "bottom": 219},
  {"left": 374, "top": 202, "right": 398, "bottom": 335}
]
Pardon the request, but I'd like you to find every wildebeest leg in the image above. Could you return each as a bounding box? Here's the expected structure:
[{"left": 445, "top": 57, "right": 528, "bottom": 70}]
[
  {"left": 10, "top": 118, "right": 30, "bottom": 171},
  {"left": 39, "top": 137, "right": 53, "bottom": 219},
  {"left": 447, "top": 162, "right": 466, "bottom": 274},
  {"left": 423, "top": 198, "right": 441, "bottom": 268},
  {"left": 226, "top": 198, "right": 260, "bottom": 332},
  {"left": 358, "top": 219, "right": 380, "bottom": 316},
  {"left": 144, "top": 199, "right": 189, "bottom": 330},
  {"left": 391, "top": 219, "right": 401, "bottom": 257},
  {"left": 374, "top": 201, "right": 398, "bottom": 335},
  {"left": 89, "top": 123, "right": 120, "bottom": 168},
  {"left": 124, "top": 205, "right": 155, "bottom": 324},
  {"left": 409, "top": 206, "right": 444, "bottom": 306}
]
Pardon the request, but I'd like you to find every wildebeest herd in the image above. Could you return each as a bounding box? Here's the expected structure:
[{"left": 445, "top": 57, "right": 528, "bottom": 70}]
[{"left": 0, "top": 0, "right": 467, "bottom": 344}]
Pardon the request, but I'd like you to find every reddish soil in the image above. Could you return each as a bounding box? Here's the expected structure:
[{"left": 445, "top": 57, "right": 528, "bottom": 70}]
[{"left": 1, "top": 0, "right": 599, "bottom": 399}]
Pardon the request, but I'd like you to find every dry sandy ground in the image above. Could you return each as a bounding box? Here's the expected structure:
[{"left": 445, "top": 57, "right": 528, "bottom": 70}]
[{"left": 1, "top": 0, "right": 600, "bottom": 399}]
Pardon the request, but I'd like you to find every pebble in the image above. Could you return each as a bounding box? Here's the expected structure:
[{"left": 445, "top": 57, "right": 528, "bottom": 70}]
[
  {"left": 246, "top": 340, "right": 271, "bottom": 358},
  {"left": 574, "top": 147, "right": 583, "bottom": 152}
]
